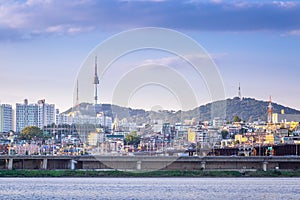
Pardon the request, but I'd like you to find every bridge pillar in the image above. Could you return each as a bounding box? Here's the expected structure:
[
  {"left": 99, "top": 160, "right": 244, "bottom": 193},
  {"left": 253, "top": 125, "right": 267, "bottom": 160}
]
[
  {"left": 201, "top": 161, "right": 206, "bottom": 170},
  {"left": 7, "top": 158, "right": 13, "bottom": 170},
  {"left": 136, "top": 160, "right": 142, "bottom": 170},
  {"left": 70, "top": 160, "right": 77, "bottom": 170},
  {"left": 42, "top": 158, "right": 48, "bottom": 170},
  {"left": 262, "top": 161, "right": 268, "bottom": 172}
]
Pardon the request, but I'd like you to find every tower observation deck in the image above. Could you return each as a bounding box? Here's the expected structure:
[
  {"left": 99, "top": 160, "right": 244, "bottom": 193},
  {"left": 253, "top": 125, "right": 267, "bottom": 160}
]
[{"left": 93, "top": 56, "right": 99, "bottom": 106}]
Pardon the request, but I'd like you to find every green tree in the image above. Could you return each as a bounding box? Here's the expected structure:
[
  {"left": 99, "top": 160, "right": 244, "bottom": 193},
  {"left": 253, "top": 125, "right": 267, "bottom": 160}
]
[
  {"left": 234, "top": 140, "right": 240, "bottom": 145},
  {"left": 20, "top": 126, "right": 43, "bottom": 140},
  {"left": 125, "top": 131, "right": 141, "bottom": 146},
  {"left": 221, "top": 130, "right": 229, "bottom": 139},
  {"left": 233, "top": 115, "right": 242, "bottom": 122}
]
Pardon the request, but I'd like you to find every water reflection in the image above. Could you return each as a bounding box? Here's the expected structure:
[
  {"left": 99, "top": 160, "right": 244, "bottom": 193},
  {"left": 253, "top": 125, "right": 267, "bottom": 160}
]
[{"left": 0, "top": 178, "right": 299, "bottom": 200}]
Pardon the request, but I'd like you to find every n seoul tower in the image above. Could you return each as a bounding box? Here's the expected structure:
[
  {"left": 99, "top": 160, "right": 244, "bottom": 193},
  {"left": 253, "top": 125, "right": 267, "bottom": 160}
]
[{"left": 93, "top": 56, "right": 99, "bottom": 106}]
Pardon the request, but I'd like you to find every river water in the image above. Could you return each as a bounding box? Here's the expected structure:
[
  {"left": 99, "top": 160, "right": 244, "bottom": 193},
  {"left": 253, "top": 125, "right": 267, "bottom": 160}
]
[{"left": 0, "top": 177, "right": 299, "bottom": 200}]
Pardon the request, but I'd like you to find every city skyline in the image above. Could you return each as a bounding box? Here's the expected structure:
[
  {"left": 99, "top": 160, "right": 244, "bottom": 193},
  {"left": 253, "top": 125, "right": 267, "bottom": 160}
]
[{"left": 0, "top": 0, "right": 300, "bottom": 111}]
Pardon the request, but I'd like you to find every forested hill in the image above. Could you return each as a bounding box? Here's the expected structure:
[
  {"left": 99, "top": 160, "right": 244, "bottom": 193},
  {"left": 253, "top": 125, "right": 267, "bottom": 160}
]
[
  {"left": 64, "top": 97, "right": 300, "bottom": 124},
  {"left": 187, "top": 97, "right": 300, "bottom": 122}
]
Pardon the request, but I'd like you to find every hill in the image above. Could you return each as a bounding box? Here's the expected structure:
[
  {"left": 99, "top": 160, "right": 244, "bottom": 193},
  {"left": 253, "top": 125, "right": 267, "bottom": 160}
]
[{"left": 64, "top": 97, "right": 300, "bottom": 124}]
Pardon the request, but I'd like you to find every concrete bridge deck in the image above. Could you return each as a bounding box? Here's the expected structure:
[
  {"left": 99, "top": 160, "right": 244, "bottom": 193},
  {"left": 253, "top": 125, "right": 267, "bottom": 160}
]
[{"left": 0, "top": 155, "right": 299, "bottom": 171}]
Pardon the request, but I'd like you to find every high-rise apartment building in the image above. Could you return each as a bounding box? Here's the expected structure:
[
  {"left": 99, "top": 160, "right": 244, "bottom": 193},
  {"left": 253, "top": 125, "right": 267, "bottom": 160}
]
[
  {"left": 16, "top": 99, "right": 55, "bottom": 132},
  {"left": 37, "top": 99, "right": 55, "bottom": 129},
  {"left": 0, "top": 104, "right": 13, "bottom": 132},
  {"left": 16, "top": 99, "right": 38, "bottom": 132}
]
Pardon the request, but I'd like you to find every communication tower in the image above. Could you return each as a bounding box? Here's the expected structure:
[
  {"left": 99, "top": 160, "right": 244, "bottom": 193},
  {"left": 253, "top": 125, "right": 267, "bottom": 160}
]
[
  {"left": 267, "top": 96, "right": 273, "bottom": 124},
  {"left": 238, "top": 82, "right": 242, "bottom": 100},
  {"left": 93, "top": 56, "right": 99, "bottom": 106}
]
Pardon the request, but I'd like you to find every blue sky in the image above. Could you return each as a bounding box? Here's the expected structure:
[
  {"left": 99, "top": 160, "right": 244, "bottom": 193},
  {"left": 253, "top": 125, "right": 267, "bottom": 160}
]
[{"left": 0, "top": 0, "right": 300, "bottom": 112}]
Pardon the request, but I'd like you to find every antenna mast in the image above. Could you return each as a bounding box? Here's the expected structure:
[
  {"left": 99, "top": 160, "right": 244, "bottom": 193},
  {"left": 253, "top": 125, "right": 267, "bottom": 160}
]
[
  {"left": 76, "top": 79, "right": 79, "bottom": 106},
  {"left": 93, "top": 56, "right": 99, "bottom": 106},
  {"left": 238, "top": 82, "right": 242, "bottom": 100},
  {"left": 267, "top": 96, "right": 273, "bottom": 124}
]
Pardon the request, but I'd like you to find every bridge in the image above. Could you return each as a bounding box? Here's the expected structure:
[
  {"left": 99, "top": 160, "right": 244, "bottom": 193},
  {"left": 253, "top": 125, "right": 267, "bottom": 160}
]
[{"left": 0, "top": 155, "right": 300, "bottom": 171}]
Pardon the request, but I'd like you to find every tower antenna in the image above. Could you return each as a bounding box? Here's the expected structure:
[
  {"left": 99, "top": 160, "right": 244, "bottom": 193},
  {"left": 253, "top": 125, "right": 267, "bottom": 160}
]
[
  {"left": 267, "top": 96, "right": 273, "bottom": 124},
  {"left": 238, "top": 82, "right": 242, "bottom": 100},
  {"left": 93, "top": 56, "right": 99, "bottom": 106},
  {"left": 76, "top": 79, "right": 79, "bottom": 106}
]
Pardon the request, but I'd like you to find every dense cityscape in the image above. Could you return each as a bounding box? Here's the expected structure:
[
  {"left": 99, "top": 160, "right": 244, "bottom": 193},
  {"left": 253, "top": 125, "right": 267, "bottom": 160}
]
[
  {"left": 1, "top": 93, "right": 300, "bottom": 157},
  {"left": 1, "top": 1, "right": 300, "bottom": 199}
]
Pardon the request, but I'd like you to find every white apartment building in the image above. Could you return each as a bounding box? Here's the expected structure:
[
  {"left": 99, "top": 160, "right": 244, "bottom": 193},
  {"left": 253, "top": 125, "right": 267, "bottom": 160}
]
[
  {"left": 16, "top": 99, "right": 55, "bottom": 132},
  {"left": 37, "top": 99, "right": 55, "bottom": 128},
  {"left": 0, "top": 104, "right": 13, "bottom": 132}
]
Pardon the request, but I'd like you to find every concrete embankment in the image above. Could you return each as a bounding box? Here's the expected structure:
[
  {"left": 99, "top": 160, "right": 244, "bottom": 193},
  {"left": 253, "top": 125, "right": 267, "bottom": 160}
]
[{"left": 0, "top": 155, "right": 300, "bottom": 172}]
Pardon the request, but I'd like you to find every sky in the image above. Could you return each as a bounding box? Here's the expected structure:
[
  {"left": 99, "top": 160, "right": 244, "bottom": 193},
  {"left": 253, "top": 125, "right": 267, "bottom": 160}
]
[{"left": 0, "top": 0, "right": 300, "bottom": 112}]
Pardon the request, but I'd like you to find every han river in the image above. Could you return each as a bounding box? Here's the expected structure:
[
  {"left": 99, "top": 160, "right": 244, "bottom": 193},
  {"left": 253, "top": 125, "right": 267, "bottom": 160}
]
[{"left": 0, "top": 177, "right": 299, "bottom": 199}]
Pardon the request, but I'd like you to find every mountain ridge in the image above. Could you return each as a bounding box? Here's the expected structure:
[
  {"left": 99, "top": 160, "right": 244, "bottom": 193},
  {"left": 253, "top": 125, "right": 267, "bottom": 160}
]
[{"left": 64, "top": 97, "right": 300, "bottom": 124}]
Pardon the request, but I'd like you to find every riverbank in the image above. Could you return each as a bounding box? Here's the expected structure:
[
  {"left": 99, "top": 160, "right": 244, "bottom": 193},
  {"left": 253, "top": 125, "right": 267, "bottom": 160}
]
[{"left": 1, "top": 169, "right": 300, "bottom": 177}]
